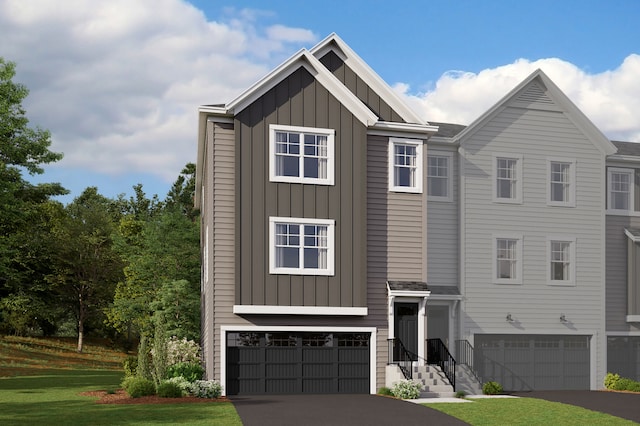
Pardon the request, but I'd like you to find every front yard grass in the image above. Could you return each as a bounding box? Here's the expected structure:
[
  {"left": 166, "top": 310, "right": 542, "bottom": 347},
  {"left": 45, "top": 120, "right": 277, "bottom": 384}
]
[{"left": 428, "top": 398, "right": 636, "bottom": 425}]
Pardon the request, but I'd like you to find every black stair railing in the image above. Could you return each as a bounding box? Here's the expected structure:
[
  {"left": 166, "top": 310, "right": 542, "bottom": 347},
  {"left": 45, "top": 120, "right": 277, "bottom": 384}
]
[
  {"left": 455, "top": 339, "right": 483, "bottom": 384},
  {"left": 426, "top": 338, "right": 456, "bottom": 391},
  {"left": 387, "top": 337, "right": 414, "bottom": 380}
]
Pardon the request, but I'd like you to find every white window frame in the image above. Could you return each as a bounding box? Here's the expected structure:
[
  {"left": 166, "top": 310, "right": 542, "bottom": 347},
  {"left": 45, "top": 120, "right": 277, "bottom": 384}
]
[
  {"left": 547, "top": 158, "right": 576, "bottom": 207},
  {"left": 389, "top": 138, "right": 423, "bottom": 193},
  {"left": 493, "top": 234, "right": 523, "bottom": 285},
  {"left": 547, "top": 237, "right": 576, "bottom": 286},
  {"left": 269, "top": 124, "right": 335, "bottom": 185},
  {"left": 493, "top": 153, "right": 523, "bottom": 204},
  {"left": 269, "top": 217, "right": 335, "bottom": 276},
  {"left": 427, "top": 151, "right": 453, "bottom": 202},
  {"left": 607, "top": 167, "right": 634, "bottom": 213}
]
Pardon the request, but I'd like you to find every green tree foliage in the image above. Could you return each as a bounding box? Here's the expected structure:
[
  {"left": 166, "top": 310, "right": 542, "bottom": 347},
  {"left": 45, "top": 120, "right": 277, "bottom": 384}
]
[
  {"left": 0, "top": 58, "right": 67, "bottom": 334},
  {"left": 48, "top": 187, "right": 123, "bottom": 352}
]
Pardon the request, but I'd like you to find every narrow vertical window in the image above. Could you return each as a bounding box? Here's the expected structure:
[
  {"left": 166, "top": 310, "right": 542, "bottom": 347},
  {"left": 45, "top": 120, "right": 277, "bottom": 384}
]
[
  {"left": 608, "top": 168, "right": 634, "bottom": 212},
  {"left": 496, "top": 158, "right": 518, "bottom": 200},
  {"left": 548, "top": 238, "right": 575, "bottom": 285},
  {"left": 494, "top": 235, "right": 522, "bottom": 284},
  {"left": 389, "top": 138, "right": 423, "bottom": 193},
  {"left": 548, "top": 159, "right": 575, "bottom": 206},
  {"left": 427, "top": 152, "right": 452, "bottom": 201}
]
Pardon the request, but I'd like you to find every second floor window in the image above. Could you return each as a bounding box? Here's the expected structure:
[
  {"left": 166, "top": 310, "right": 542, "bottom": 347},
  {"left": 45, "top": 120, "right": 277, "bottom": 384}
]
[
  {"left": 494, "top": 235, "right": 522, "bottom": 284},
  {"left": 494, "top": 156, "right": 522, "bottom": 203},
  {"left": 269, "top": 125, "right": 335, "bottom": 185},
  {"left": 548, "top": 159, "right": 575, "bottom": 207},
  {"left": 389, "top": 138, "right": 423, "bottom": 193},
  {"left": 427, "top": 152, "right": 452, "bottom": 201},
  {"left": 549, "top": 239, "right": 575, "bottom": 284},
  {"left": 608, "top": 167, "right": 634, "bottom": 212}
]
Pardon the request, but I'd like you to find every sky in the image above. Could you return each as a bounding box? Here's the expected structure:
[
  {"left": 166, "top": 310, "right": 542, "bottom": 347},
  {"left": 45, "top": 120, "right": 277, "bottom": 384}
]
[{"left": 1, "top": 0, "right": 639, "bottom": 204}]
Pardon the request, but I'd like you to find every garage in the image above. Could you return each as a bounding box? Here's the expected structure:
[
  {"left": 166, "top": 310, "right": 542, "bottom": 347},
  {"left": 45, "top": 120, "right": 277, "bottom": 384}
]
[
  {"left": 474, "top": 334, "right": 590, "bottom": 391},
  {"left": 226, "top": 331, "right": 370, "bottom": 395}
]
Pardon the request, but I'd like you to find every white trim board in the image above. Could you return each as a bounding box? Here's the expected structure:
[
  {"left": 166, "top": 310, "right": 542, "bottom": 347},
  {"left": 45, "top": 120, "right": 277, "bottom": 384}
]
[{"left": 232, "top": 305, "right": 368, "bottom": 316}]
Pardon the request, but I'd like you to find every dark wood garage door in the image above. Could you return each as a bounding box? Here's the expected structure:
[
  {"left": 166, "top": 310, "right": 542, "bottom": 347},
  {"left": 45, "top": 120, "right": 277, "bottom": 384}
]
[
  {"left": 226, "top": 332, "right": 370, "bottom": 395},
  {"left": 475, "top": 334, "right": 590, "bottom": 391}
]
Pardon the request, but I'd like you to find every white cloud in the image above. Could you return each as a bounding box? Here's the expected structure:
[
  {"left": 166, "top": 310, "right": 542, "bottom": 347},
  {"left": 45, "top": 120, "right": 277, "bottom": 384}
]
[
  {"left": 395, "top": 55, "right": 640, "bottom": 142},
  {"left": 0, "top": 0, "right": 317, "bottom": 183}
]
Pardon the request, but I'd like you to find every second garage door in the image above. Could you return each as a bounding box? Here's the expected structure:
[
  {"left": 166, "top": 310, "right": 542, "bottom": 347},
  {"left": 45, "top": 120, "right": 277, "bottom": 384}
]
[
  {"left": 226, "top": 331, "right": 370, "bottom": 395},
  {"left": 474, "top": 334, "right": 590, "bottom": 391}
]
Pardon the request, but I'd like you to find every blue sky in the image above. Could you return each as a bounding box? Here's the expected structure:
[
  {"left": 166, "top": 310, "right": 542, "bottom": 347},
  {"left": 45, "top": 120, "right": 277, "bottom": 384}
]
[{"left": 1, "top": 0, "right": 639, "bottom": 204}]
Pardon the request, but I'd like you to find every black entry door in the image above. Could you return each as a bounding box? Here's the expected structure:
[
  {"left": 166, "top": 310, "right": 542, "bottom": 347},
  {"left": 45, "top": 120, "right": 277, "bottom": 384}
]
[{"left": 395, "top": 302, "right": 418, "bottom": 360}]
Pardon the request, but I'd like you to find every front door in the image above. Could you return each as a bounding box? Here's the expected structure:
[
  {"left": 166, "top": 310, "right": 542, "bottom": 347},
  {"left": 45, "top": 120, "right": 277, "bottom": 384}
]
[{"left": 394, "top": 302, "right": 418, "bottom": 360}]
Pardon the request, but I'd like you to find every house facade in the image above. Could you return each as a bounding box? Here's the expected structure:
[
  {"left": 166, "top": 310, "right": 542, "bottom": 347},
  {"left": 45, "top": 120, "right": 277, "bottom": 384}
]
[{"left": 195, "top": 34, "right": 640, "bottom": 395}]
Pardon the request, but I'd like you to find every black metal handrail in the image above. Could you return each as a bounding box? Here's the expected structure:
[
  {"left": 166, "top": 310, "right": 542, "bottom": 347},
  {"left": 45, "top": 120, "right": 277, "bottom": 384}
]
[
  {"left": 455, "top": 339, "right": 483, "bottom": 384},
  {"left": 426, "top": 338, "right": 456, "bottom": 391},
  {"left": 387, "top": 337, "right": 414, "bottom": 380}
]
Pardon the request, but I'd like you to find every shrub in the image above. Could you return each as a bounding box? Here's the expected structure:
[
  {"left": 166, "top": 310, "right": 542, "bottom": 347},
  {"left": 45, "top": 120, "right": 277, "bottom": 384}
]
[
  {"left": 137, "top": 334, "right": 152, "bottom": 380},
  {"left": 123, "top": 356, "right": 138, "bottom": 378},
  {"left": 455, "top": 390, "right": 467, "bottom": 398},
  {"left": 166, "top": 362, "right": 204, "bottom": 382},
  {"left": 151, "top": 317, "right": 169, "bottom": 386},
  {"left": 157, "top": 380, "right": 184, "bottom": 398},
  {"left": 124, "top": 377, "right": 156, "bottom": 398},
  {"left": 167, "top": 337, "right": 201, "bottom": 365},
  {"left": 391, "top": 380, "right": 421, "bottom": 399},
  {"left": 190, "top": 380, "right": 223, "bottom": 398},
  {"left": 167, "top": 376, "right": 192, "bottom": 395},
  {"left": 377, "top": 386, "right": 393, "bottom": 396},
  {"left": 612, "top": 377, "right": 640, "bottom": 392},
  {"left": 604, "top": 372, "right": 621, "bottom": 390},
  {"left": 482, "top": 381, "right": 503, "bottom": 395}
]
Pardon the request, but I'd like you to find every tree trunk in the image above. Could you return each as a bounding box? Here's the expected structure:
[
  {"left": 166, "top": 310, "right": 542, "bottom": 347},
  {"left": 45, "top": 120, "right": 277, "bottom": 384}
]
[{"left": 77, "top": 293, "right": 85, "bottom": 353}]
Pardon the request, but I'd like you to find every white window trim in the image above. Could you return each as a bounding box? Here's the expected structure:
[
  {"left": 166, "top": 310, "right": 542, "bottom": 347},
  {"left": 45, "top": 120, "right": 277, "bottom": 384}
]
[
  {"left": 269, "top": 124, "right": 335, "bottom": 185},
  {"left": 269, "top": 216, "right": 335, "bottom": 276},
  {"left": 492, "top": 234, "right": 523, "bottom": 285},
  {"left": 427, "top": 150, "right": 453, "bottom": 202},
  {"left": 607, "top": 167, "right": 635, "bottom": 213},
  {"left": 389, "top": 138, "right": 423, "bottom": 193},
  {"left": 547, "top": 236, "right": 576, "bottom": 286},
  {"left": 547, "top": 158, "right": 576, "bottom": 207},
  {"left": 492, "top": 153, "right": 523, "bottom": 204}
]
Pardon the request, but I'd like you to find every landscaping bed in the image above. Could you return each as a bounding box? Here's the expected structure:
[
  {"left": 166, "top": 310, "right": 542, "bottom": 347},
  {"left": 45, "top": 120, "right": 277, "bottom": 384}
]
[{"left": 80, "top": 389, "right": 230, "bottom": 404}]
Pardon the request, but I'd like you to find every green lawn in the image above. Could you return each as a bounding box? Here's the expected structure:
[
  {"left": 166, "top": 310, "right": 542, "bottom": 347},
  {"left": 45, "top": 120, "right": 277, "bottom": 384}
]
[
  {"left": 428, "top": 398, "right": 636, "bottom": 425},
  {"left": 0, "top": 370, "right": 241, "bottom": 426}
]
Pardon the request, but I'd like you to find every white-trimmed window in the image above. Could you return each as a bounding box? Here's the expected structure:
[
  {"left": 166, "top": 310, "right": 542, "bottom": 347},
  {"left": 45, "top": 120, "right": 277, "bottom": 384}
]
[
  {"left": 269, "top": 124, "right": 335, "bottom": 185},
  {"left": 548, "top": 159, "right": 575, "bottom": 207},
  {"left": 269, "top": 217, "right": 335, "bottom": 276},
  {"left": 493, "top": 235, "right": 522, "bottom": 284},
  {"left": 427, "top": 151, "right": 453, "bottom": 201},
  {"left": 389, "top": 138, "right": 423, "bottom": 193},
  {"left": 608, "top": 167, "right": 634, "bottom": 212},
  {"left": 493, "top": 154, "right": 522, "bottom": 203},
  {"left": 548, "top": 238, "right": 576, "bottom": 285}
]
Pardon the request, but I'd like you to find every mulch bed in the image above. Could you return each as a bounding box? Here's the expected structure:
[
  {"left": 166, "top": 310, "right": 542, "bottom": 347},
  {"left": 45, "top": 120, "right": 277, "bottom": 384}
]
[{"left": 80, "top": 389, "right": 230, "bottom": 404}]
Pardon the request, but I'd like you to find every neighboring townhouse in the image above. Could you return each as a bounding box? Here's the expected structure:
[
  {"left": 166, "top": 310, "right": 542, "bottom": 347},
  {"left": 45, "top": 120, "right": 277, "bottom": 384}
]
[{"left": 195, "top": 33, "right": 640, "bottom": 395}]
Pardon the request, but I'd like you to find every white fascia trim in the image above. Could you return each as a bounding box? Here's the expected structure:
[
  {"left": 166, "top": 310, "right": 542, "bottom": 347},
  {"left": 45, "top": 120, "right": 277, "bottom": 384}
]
[
  {"left": 220, "top": 325, "right": 378, "bottom": 394},
  {"left": 370, "top": 121, "right": 438, "bottom": 136},
  {"left": 199, "top": 105, "right": 230, "bottom": 115},
  {"left": 232, "top": 305, "right": 368, "bottom": 316},
  {"left": 428, "top": 294, "right": 463, "bottom": 301},
  {"left": 626, "top": 315, "right": 640, "bottom": 323},
  {"left": 607, "top": 331, "right": 640, "bottom": 336},
  {"left": 387, "top": 290, "right": 431, "bottom": 298},
  {"left": 310, "top": 33, "right": 426, "bottom": 125},
  {"left": 607, "top": 155, "right": 640, "bottom": 164},
  {"left": 624, "top": 228, "right": 640, "bottom": 242}
]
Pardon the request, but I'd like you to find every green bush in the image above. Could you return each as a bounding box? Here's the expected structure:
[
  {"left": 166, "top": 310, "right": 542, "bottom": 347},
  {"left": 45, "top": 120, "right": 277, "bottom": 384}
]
[
  {"left": 455, "top": 390, "right": 467, "bottom": 398},
  {"left": 124, "top": 377, "right": 156, "bottom": 398},
  {"left": 611, "top": 377, "right": 640, "bottom": 392},
  {"left": 166, "top": 362, "right": 204, "bottom": 382},
  {"left": 123, "top": 356, "right": 138, "bottom": 378},
  {"left": 167, "top": 376, "right": 192, "bottom": 394},
  {"left": 191, "top": 380, "right": 223, "bottom": 398},
  {"left": 482, "top": 381, "right": 503, "bottom": 395},
  {"left": 157, "top": 380, "right": 184, "bottom": 398},
  {"left": 391, "top": 380, "right": 421, "bottom": 399},
  {"left": 604, "top": 372, "right": 620, "bottom": 390},
  {"left": 377, "top": 386, "right": 393, "bottom": 396}
]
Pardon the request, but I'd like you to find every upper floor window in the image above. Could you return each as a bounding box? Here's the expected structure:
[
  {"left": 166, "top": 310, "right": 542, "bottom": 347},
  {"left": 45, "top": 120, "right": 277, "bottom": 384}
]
[
  {"left": 427, "top": 151, "right": 453, "bottom": 202},
  {"left": 389, "top": 138, "right": 423, "bottom": 193},
  {"left": 548, "top": 238, "right": 576, "bottom": 285},
  {"left": 493, "top": 235, "right": 522, "bottom": 284},
  {"left": 269, "top": 217, "right": 335, "bottom": 276},
  {"left": 548, "top": 159, "right": 575, "bottom": 207},
  {"left": 493, "top": 154, "right": 522, "bottom": 203},
  {"left": 608, "top": 167, "right": 634, "bottom": 212},
  {"left": 269, "top": 124, "right": 335, "bottom": 185}
]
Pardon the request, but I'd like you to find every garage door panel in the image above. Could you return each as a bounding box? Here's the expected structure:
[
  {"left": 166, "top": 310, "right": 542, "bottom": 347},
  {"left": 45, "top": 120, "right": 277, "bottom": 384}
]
[
  {"left": 226, "top": 331, "right": 370, "bottom": 395},
  {"left": 475, "top": 334, "right": 589, "bottom": 391}
]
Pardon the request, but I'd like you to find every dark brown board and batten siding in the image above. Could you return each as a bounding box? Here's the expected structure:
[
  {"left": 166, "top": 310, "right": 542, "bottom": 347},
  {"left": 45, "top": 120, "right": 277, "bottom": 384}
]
[{"left": 234, "top": 66, "right": 367, "bottom": 308}]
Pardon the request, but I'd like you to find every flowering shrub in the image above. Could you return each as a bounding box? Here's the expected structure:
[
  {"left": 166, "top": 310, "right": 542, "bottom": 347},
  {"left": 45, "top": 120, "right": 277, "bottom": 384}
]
[
  {"left": 391, "top": 380, "right": 421, "bottom": 399},
  {"left": 190, "top": 380, "right": 223, "bottom": 398},
  {"left": 167, "top": 376, "right": 191, "bottom": 395},
  {"left": 167, "top": 337, "right": 201, "bottom": 365}
]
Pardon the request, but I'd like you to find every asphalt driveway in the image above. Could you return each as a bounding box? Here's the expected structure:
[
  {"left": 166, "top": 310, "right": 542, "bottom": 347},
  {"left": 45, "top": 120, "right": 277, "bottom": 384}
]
[
  {"left": 512, "top": 390, "right": 640, "bottom": 423},
  {"left": 230, "top": 394, "right": 468, "bottom": 426}
]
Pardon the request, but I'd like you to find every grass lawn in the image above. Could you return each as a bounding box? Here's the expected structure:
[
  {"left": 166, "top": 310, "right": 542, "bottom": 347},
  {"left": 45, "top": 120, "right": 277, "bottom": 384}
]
[
  {"left": 428, "top": 398, "right": 636, "bottom": 425},
  {"left": 0, "top": 336, "right": 242, "bottom": 426}
]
